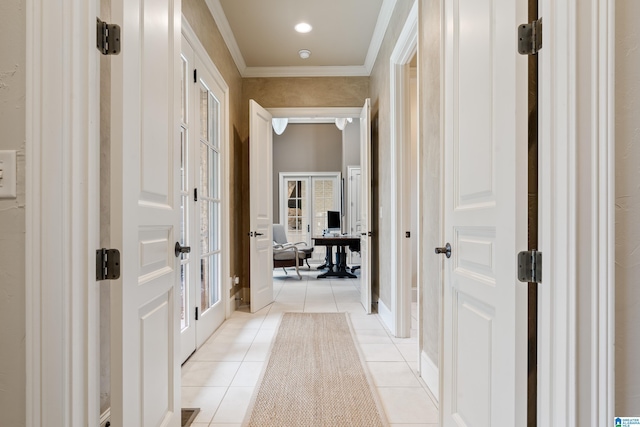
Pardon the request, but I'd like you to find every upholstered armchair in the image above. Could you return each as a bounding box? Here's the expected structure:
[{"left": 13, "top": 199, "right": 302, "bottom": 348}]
[
  {"left": 273, "top": 244, "right": 305, "bottom": 279},
  {"left": 272, "top": 224, "right": 314, "bottom": 268}
]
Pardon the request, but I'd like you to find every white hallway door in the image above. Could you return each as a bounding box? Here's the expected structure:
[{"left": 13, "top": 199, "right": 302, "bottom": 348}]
[
  {"left": 179, "top": 32, "right": 227, "bottom": 363},
  {"left": 440, "top": 0, "right": 528, "bottom": 426},
  {"left": 348, "top": 166, "right": 362, "bottom": 266},
  {"left": 109, "top": 0, "right": 181, "bottom": 425},
  {"left": 359, "top": 99, "right": 372, "bottom": 313},
  {"left": 249, "top": 100, "right": 274, "bottom": 313}
]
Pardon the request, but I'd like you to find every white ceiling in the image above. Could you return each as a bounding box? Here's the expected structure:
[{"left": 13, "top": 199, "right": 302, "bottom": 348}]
[{"left": 205, "top": 0, "right": 397, "bottom": 77}]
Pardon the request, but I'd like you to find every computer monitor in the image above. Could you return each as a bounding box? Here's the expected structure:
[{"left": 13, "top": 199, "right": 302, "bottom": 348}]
[{"left": 327, "top": 210, "right": 341, "bottom": 233}]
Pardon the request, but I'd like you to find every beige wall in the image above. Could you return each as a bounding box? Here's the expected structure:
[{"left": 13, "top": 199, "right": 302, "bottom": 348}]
[
  {"left": 0, "top": 0, "right": 26, "bottom": 426},
  {"left": 243, "top": 77, "right": 368, "bottom": 109},
  {"left": 615, "top": 0, "right": 640, "bottom": 414},
  {"left": 272, "top": 123, "right": 343, "bottom": 220},
  {"left": 368, "top": 0, "right": 415, "bottom": 310}
]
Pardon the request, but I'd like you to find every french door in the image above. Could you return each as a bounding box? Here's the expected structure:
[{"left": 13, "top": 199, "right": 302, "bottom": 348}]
[
  {"left": 180, "top": 33, "right": 227, "bottom": 363},
  {"left": 279, "top": 173, "right": 341, "bottom": 263}
]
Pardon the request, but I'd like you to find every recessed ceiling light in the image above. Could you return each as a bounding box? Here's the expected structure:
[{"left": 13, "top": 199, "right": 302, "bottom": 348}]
[
  {"left": 298, "top": 49, "right": 311, "bottom": 59},
  {"left": 295, "top": 23, "right": 312, "bottom": 33}
]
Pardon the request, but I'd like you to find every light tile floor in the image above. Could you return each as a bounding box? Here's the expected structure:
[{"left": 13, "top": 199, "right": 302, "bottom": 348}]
[{"left": 182, "top": 267, "right": 439, "bottom": 426}]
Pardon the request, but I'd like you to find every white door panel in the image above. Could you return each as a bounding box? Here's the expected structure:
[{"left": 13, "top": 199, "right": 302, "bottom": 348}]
[
  {"left": 360, "top": 99, "right": 372, "bottom": 313},
  {"left": 250, "top": 100, "right": 273, "bottom": 313},
  {"left": 441, "top": 0, "right": 527, "bottom": 425},
  {"left": 110, "top": 0, "right": 181, "bottom": 425}
]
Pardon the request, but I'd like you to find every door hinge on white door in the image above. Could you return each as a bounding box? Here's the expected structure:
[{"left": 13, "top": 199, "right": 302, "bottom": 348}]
[
  {"left": 518, "top": 18, "right": 542, "bottom": 55},
  {"left": 96, "top": 248, "right": 121, "bottom": 280},
  {"left": 96, "top": 18, "right": 121, "bottom": 55},
  {"left": 517, "top": 250, "right": 542, "bottom": 283}
]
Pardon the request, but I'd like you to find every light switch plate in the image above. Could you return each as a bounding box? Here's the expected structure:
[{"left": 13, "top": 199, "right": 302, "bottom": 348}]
[{"left": 0, "top": 150, "right": 17, "bottom": 199}]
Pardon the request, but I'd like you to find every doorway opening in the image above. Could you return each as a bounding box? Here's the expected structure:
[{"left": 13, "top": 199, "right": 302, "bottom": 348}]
[{"left": 389, "top": 3, "right": 418, "bottom": 340}]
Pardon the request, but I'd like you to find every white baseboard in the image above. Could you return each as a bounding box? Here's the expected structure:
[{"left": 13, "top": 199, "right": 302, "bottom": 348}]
[
  {"left": 421, "top": 351, "right": 439, "bottom": 403},
  {"left": 100, "top": 408, "right": 110, "bottom": 427},
  {"left": 377, "top": 298, "right": 393, "bottom": 333}
]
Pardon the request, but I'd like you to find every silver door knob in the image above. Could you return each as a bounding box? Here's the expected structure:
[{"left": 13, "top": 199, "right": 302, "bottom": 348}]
[{"left": 435, "top": 243, "right": 452, "bottom": 258}]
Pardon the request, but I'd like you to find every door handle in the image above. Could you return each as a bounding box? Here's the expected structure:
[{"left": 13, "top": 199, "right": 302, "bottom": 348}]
[
  {"left": 435, "top": 243, "right": 452, "bottom": 259},
  {"left": 254, "top": 232, "right": 264, "bottom": 236},
  {"left": 175, "top": 242, "right": 191, "bottom": 257}
]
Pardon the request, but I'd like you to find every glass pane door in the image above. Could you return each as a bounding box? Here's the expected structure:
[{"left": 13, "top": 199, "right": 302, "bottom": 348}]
[
  {"left": 179, "top": 55, "right": 190, "bottom": 333},
  {"left": 284, "top": 178, "right": 309, "bottom": 246},
  {"left": 199, "top": 84, "right": 221, "bottom": 316}
]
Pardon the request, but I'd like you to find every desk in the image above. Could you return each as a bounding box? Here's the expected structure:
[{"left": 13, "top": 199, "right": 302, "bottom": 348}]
[{"left": 312, "top": 235, "right": 360, "bottom": 279}]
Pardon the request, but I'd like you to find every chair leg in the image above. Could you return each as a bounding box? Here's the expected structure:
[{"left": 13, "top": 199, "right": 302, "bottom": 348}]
[
  {"left": 305, "top": 259, "right": 311, "bottom": 268},
  {"left": 282, "top": 267, "right": 288, "bottom": 275},
  {"left": 297, "top": 258, "right": 303, "bottom": 279}
]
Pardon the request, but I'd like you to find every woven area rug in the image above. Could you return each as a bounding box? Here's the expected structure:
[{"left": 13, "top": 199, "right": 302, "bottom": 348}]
[{"left": 245, "top": 312, "right": 387, "bottom": 426}]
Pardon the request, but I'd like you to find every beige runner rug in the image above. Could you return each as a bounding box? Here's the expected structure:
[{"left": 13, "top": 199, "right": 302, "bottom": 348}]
[{"left": 245, "top": 312, "right": 387, "bottom": 426}]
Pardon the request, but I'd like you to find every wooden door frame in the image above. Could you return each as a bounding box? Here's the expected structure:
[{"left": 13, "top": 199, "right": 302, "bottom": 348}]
[
  {"left": 389, "top": 0, "right": 418, "bottom": 338},
  {"left": 25, "top": 0, "right": 101, "bottom": 425}
]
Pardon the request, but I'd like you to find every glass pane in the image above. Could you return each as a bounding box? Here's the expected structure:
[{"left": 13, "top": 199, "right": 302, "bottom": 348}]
[
  {"left": 180, "top": 128, "right": 187, "bottom": 192},
  {"left": 285, "top": 179, "right": 307, "bottom": 244},
  {"left": 180, "top": 263, "right": 189, "bottom": 331},
  {"left": 200, "top": 201, "right": 209, "bottom": 254},
  {"left": 200, "top": 257, "right": 209, "bottom": 312},
  {"left": 211, "top": 149, "right": 219, "bottom": 199},
  {"left": 180, "top": 195, "right": 188, "bottom": 255},
  {"left": 181, "top": 56, "right": 187, "bottom": 123},
  {"left": 211, "top": 201, "right": 220, "bottom": 251},
  {"left": 200, "top": 87, "right": 208, "bottom": 141},
  {"left": 208, "top": 254, "right": 220, "bottom": 307},
  {"left": 200, "top": 142, "right": 209, "bottom": 197},
  {"left": 209, "top": 93, "right": 220, "bottom": 148},
  {"left": 200, "top": 254, "right": 220, "bottom": 312}
]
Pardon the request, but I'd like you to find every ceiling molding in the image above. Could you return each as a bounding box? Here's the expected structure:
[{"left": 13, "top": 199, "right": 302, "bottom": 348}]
[
  {"left": 242, "top": 65, "right": 371, "bottom": 78},
  {"left": 268, "top": 107, "right": 362, "bottom": 120},
  {"left": 205, "top": 0, "right": 397, "bottom": 78},
  {"left": 205, "top": 0, "right": 247, "bottom": 75},
  {"left": 364, "top": 0, "right": 399, "bottom": 74}
]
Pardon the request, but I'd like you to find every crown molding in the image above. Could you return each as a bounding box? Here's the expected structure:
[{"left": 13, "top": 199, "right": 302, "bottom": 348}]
[
  {"left": 268, "top": 107, "right": 362, "bottom": 120},
  {"left": 205, "top": 0, "right": 247, "bottom": 75},
  {"left": 242, "top": 65, "right": 370, "bottom": 78},
  {"left": 205, "top": 0, "right": 397, "bottom": 78},
  {"left": 364, "top": 0, "right": 398, "bottom": 73}
]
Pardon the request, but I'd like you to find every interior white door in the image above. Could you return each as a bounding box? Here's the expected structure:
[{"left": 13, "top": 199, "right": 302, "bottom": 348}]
[
  {"left": 249, "top": 100, "right": 273, "bottom": 313},
  {"left": 110, "top": 0, "right": 181, "bottom": 425},
  {"left": 348, "top": 166, "right": 362, "bottom": 265},
  {"left": 441, "top": 0, "right": 527, "bottom": 425},
  {"left": 359, "top": 99, "right": 372, "bottom": 313}
]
